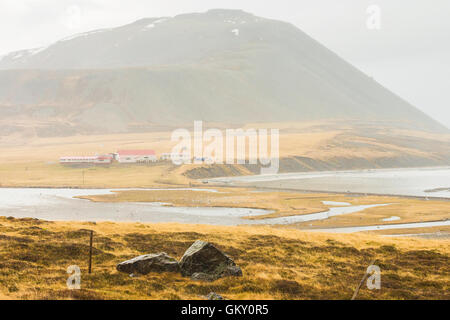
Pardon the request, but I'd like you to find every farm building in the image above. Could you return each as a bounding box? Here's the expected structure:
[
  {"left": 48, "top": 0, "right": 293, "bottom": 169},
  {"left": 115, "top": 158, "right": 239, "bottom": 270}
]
[
  {"left": 117, "top": 150, "right": 157, "bottom": 163},
  {"left": 59, "top": 155, "right": 113, "bottom": 165},
  {"left": 160, "top": 153, "right": 191, "bottom": 163}
]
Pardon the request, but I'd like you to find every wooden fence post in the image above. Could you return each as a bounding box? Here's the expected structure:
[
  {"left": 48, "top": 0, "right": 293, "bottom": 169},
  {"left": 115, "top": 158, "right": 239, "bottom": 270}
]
[
  {"left": 351, "top": 259, "right": 377, "bottom": 300},
  {"left": 88, "top": 230, "right": 93, "bottom": 274}
]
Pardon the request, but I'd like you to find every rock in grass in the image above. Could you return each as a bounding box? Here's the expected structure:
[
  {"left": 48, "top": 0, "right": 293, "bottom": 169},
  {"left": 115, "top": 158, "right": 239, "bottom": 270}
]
[
  {"left": 190, "top": 272, "right": 217, "bottom": 282},
  {"left": 180, "top": 240, "right": 242, "bottom": 280},
  {"left": 117, "top": 252, "right": 180, "bottom": 275},
  {"left": 206, "top": 292, "right": 225, "bottom": 300}
]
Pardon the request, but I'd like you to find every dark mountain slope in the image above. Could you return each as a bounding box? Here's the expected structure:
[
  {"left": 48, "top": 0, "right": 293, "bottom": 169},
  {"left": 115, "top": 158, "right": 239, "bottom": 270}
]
[{"left": 0, "top": 9, "right": 446, "bottom": 135}]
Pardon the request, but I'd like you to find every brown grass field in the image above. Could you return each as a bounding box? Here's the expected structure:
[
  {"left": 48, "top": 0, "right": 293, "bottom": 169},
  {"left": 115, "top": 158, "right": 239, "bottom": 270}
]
[
  {"left": 0, "top": 161, "right": 191, "bottom": 188},
  {"left": 0, "top": 216, "right": 448, "bottom": 300},
  {"left": 0, "top": 124, "right": 449, "bottom": 300},
  {"left": 0, "top": 123, "right": 448, "bottom": 188}
]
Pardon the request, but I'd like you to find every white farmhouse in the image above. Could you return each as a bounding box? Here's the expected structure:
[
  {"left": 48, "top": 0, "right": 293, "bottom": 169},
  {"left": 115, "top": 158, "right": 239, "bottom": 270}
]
[
  {"left": 117, "top": 150, "right": 157, "bottom": 163},
  {"left": 160, "top": 153, "right": 191, "bottom": 163}
]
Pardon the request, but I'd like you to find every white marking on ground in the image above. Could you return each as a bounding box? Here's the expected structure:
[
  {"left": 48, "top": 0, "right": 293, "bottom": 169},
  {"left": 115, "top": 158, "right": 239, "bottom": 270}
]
[
  {"left": 322, "top": 201, "right": 351, "bottom": 206},
  {"left": 382, "top": 216, "right": 401, "bottom": 222}
]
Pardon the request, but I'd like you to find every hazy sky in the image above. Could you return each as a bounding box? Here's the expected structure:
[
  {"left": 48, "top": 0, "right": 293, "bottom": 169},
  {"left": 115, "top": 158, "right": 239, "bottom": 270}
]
[{"left": 1, "top": 0, "right": 449, "bottom": 128}]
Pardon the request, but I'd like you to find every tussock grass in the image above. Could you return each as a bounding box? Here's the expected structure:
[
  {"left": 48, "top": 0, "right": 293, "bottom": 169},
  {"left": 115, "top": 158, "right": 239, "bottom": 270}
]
[{"left": 0, "top": 217, "right": 448, "bottom": 300}]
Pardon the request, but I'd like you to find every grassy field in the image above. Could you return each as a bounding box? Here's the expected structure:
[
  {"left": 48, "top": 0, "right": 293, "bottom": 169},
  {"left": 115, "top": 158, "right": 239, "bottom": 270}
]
[
  {"left": 2, "top": 122, "right": 448, "bottom": 162},
  {"left": 0, "top": 161, "right": 193, "bottom": 188},
  {"left": 0, "top": 216, "right": 448, "bottom": 300},
  {"left": 0, "top": 123, "right": 448, "bottom": 188}
]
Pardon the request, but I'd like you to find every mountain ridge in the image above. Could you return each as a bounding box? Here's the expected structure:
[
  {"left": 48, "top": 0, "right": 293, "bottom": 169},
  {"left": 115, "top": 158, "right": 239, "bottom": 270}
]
[{"left": 0, "top": 9, "right": 447, "bottom": 136}]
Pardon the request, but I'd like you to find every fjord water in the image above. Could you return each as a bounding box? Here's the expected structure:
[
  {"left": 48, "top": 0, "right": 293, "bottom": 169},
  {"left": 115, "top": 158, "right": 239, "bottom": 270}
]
[
  {"left": 210, "top": 167, "right": 450, "bottom": 199},
  {"left": 0, "top": 187, "right": 394, "bottom": 228},
  {"left": 0, "top": 167, "right": 448, "bottom": 232},
  {"left": 0, "top": 187, "right": 273, "bottom": 225}
]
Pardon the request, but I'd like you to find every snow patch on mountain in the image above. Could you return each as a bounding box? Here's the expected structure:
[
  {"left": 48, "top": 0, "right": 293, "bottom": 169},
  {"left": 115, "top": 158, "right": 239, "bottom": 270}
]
[
  {"left": 11, "top": 51, "right": 27, "bottom": 60},
  {"left": 59, "top": 29, "right": 109, "bottom": 42},
  {"left": 143, "top": 18, "right": 169, "bottom": 31},
  {"left": 29, "top": 46, "right": 49, "bottom": 56},
  {"left": 154, "top": 18, "right": 168, "bottom": 24}
]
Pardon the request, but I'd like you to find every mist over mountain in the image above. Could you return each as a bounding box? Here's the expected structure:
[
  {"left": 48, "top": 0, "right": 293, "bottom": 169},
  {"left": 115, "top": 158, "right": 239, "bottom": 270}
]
[{"left": 0, "top": 9, "right": 446, "bottom": 136}]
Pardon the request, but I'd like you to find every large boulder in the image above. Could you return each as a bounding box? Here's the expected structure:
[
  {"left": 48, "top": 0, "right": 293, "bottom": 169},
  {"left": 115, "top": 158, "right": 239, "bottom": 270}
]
[
  {"left": 116, "top": 252, "right": 180, "bottom": 275},
  {"left": 180, "top": 240, "right": 242, "bottom": 280}
]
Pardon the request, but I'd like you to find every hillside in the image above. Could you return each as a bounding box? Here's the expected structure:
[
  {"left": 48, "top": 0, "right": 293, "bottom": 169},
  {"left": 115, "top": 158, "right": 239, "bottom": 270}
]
[{"left": 0, "top": 9, "right": 447, "bottom": 137}]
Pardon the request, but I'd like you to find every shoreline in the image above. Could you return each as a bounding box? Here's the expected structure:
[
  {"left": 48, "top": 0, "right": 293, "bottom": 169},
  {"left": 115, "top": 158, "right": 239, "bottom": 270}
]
[
  {"left": 0, "top": 213, "right": 448, "bottom": 237},
  {"left": 0, "top": 188, "right": 448, "bottom": 233},
  {"left": 206, "top": 184, "right": 450, "bottom": 202},
  {"left": 1, "top": 184, "right": 449, "bottom": 202},
  {"left": 205, "top": 165, "right": 450, "bottom": 182},
  {"left": 302, "top": 218, "right": 450, "bottom": 232}
]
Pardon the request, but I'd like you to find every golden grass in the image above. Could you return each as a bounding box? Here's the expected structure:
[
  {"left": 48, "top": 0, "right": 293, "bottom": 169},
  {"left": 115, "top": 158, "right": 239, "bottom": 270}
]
[
  {"left": 0, "top": 217, "right": 448, "bottom": 300},
  {"left": 368, "top": 226, "right": 450, "bottom": 237},
  {"left": 0, "top": 162, "right": 191, "bottom": 188},
  {"left": 0, "top": 131, "right": 176, "bottom": 163},
  {"left": 2, "top": 121, "right": 447, "bottom": 164},
  {"left": 0, "top": 129, "right": 348, "bottom": 188},
  {"left": 290, "top": 196, "right": 450, "bottom": 229},
  {"left": 0, "top": 121, "right": 448, "bottom": 188}
]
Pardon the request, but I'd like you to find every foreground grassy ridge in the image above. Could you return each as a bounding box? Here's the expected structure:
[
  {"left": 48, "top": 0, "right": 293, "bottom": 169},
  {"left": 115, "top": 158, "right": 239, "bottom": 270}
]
[{"left": 0, "top": 217, "right": 448, "bottom": 300}]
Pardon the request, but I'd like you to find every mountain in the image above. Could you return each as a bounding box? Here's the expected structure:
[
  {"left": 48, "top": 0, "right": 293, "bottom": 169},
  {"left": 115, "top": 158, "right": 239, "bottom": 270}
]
[{"left": 0, "top": 9, "right": 447, "bottom": 137}]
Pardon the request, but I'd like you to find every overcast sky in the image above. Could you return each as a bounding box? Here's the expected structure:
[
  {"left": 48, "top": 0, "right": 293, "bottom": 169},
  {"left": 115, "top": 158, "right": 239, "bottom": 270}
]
[{"left": 1, "top": 0, "right": 449, "bottom": 128}]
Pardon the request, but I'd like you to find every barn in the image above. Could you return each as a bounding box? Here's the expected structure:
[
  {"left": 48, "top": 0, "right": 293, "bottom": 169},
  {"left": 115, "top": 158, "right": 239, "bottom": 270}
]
[
  {"left": 117, "top": 150, "right": 157, "bottom": 163},
  {"left": 59, "top": 155, "right": 113, "bottom": 165}
]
